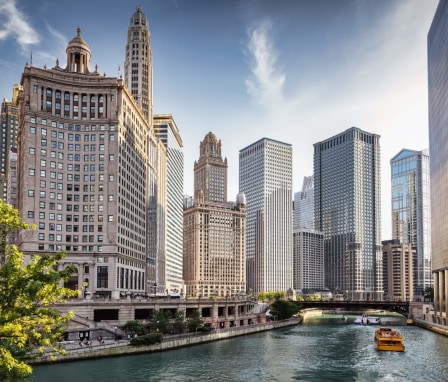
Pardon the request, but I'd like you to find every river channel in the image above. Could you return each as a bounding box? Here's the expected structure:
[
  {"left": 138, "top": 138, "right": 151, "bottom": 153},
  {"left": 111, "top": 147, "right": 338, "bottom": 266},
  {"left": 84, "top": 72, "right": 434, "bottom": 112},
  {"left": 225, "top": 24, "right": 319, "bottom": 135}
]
[{"left": 33, "top": 316, "right": 448, "bottom": 382}]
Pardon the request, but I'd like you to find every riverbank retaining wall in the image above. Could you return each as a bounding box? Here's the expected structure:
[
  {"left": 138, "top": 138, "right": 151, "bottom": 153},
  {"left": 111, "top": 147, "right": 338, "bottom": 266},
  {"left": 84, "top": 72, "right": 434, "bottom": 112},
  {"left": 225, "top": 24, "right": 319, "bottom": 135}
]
[
  {"left": 32, "top": 318, "right": 301, "bottom": 365},
  {"left": 414, "top": 318, "right": 448, "bottom": 337}
]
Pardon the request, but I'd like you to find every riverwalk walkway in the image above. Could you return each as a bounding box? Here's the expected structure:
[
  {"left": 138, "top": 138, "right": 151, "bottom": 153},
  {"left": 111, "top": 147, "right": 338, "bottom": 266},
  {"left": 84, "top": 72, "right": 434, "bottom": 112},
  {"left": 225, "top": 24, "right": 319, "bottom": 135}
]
[{"left": 32, "top": 317, "right": 302, "bottom": 365}]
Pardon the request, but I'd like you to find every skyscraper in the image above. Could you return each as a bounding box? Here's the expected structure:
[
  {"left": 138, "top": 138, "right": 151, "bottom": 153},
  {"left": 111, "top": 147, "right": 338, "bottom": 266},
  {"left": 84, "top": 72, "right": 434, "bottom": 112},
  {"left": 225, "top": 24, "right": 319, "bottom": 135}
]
[
  {"left": 293, "top": 175, "right": 324, "bottom": 291},
  {"left": 194, "top": 132, "right": 227, "bottom": 204},
  {"left": 293, "top": 175, "right": 314, "bottom": 230},
  {"left": 17, "top": 28, "right": 152, "bottom": 299},
  {"left": 124, "top": 6, "right": 153, "bottom": 121},
  {"left": 239, "top": 138, "right": 293, "bottom": 293},
  {"left": 184, "top": 132, "right": 246, "bottom": 298},
  {"left": 428, "top": 0, "right": 448, "bottom": 322},
  {"left": 292, "top": 229, "right": 324, "bottom": 291},
  {"left": 153, "top": 114, "right": 184, "bottom": 295},
  {"left": 390, "top": 149, "right": 431, "bottom": 298},
  {"left": 0, "top": 85, "right": 20, "bottom": 201},
  {"left": 314, "top": 127, "right": 382, "bottom": 301},
  {"left": 381, "top": 239, "right": 414, "bottom": 301}
]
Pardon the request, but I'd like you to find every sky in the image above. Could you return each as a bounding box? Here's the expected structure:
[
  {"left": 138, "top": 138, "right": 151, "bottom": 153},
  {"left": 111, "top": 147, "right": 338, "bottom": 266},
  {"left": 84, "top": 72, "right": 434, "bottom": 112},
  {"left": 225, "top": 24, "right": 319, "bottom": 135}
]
[{"left": 0, "top": 0, "right": 439, "bottom": 240}]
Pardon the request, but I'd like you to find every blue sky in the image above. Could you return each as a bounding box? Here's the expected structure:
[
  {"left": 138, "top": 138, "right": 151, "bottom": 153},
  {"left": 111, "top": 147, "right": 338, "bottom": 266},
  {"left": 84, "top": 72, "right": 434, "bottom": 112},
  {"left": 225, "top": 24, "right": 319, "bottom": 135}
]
[{"left": 0, "top": 0, "right": 439, "bottom": 239}]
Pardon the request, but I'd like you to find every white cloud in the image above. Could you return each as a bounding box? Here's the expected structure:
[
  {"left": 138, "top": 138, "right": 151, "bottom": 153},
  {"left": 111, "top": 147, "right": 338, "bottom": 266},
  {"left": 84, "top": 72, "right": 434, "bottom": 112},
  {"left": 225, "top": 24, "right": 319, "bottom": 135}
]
[
  {"left": 0, "top": 0, "right": 40, "bottom": 52},
  {"left": 245, "top": 20, "right": 286, "bottom": 107}
]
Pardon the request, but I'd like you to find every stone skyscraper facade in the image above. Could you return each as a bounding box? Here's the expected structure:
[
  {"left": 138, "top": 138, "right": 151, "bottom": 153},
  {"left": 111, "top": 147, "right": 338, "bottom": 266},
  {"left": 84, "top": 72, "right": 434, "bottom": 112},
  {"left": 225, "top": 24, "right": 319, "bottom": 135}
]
[
  {"left": 184, "top": 133, "right": 246, "bottom": 298},
  {"left": 428, "top": 0, "right": 448, "bottom": 323},
  {"left": 0, "top": 85, "right": 20, "bottom": 202},
  {"left": 17, "top": 28, "right": 153, "bottom": 299},
  {"left": 124, "top": 6, "right": 153, "bottom": 121},
  {"left": 314, "top": 127, "right": 382, "bottom": 301},
  {"left": 239, "top": 138, "right": 293, "bottom": 293}
]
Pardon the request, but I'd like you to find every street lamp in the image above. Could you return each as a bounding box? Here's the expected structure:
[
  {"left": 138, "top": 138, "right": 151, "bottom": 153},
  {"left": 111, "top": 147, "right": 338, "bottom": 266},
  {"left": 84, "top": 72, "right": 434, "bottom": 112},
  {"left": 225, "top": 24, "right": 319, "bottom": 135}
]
[{"left": 114, "top": 326, "right": 118, "bottom": 342}]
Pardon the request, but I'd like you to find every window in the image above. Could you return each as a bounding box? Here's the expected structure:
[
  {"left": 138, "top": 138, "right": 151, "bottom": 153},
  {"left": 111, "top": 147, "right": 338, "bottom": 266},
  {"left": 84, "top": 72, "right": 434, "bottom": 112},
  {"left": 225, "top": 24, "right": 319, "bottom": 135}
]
[
  {"left": 97, "top": 266, "right": 108, "bottom": 288},
  {"left": 29, "top": 169, "right": 35, "bottom": 176},
  {"left": 108, "top": 215, "right": 113, "bottom": 222},
  {"left": 28, "top": 190, "right": 35, "bottom": 197},
  {"left": 30, "top": 126, "right": 36, "bottom": 134},
  {"left": 27, "top": 211, "right": 34, "bottom": 218},
  {"left": 29, "top": 147, "right": 35, "bottom": 155}
]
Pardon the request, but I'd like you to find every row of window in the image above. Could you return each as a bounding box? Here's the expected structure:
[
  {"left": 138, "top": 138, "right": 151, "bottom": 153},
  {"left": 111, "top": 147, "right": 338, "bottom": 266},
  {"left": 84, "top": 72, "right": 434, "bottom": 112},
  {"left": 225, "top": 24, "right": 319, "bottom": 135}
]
[
  {"left": 38, "top": 232, "right": 103, "bottom": 241},
  {"left": 29, "top": 147, "right": 114, "bottom": 162},
  {"left": 27, "top": 211, "right": 114, "bottom": 222},
  {"left": 28, "top": 169, "right": 115, "bottom": 182},
  {"left": 37, "top": 244, "right": 103, "bottom": 252},
  {"left": 38, "top": 222, "right": 102, "bottom": 232}
]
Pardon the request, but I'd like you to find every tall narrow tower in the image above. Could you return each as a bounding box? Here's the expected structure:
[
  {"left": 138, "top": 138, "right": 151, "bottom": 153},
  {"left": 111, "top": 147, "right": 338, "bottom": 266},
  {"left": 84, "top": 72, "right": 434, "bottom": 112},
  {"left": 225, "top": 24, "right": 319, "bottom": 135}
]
[
  {"left": 390, "top": 149, "right": 431, "bottom": 298},
  {"left": 239, "top": 138, "right": 293, "bottom": 293},
  {"left": 194, "top": 132, "right": 227, "bottom": 203},
  {"left": 184, "top": 133, "right": 246, "bottom": 299},
  {"left": 124, "top": 6, "right": 152, "bottom": 121},
  {"left": 428, "top": 0, "right": 448, "bottom": 321},
  {"left": 0, "top": 85, "right": 20, "bottom": 202}
]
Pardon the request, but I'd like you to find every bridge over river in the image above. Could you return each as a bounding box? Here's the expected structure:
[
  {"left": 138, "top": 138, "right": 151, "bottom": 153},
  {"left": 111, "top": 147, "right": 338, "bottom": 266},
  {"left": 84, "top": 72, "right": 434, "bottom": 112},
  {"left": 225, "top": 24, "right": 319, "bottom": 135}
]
[{"left": 299, "top": 300, "right": 410, "bottom": 315}]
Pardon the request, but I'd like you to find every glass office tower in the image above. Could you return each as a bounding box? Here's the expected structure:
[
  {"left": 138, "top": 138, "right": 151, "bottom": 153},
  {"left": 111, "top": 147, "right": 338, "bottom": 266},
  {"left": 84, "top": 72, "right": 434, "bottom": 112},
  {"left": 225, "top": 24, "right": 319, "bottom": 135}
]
[
  {"left": 314, "top": 127, "right": 382, "bottom": 301},
  {"left": 390, "top": 149, "right": 431, "bottom": 299},
  {"left": 428, "top": 0, "right": 448, "bottom": 322}
]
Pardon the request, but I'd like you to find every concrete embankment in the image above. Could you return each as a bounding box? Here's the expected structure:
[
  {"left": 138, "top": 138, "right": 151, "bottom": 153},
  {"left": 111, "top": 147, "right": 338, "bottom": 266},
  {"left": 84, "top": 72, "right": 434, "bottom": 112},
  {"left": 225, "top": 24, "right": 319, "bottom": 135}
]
[
  {"left": 414, "top": 318, "right": 448, "bottom": 337},
  {"left": 32, "top": 318, "right": 302, "bottom": 365}
]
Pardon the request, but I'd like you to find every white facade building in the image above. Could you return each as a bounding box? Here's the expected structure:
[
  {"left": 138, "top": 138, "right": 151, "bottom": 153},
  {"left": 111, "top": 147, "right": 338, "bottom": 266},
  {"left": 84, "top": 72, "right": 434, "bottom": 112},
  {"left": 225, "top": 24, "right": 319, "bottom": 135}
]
[
  {"left": 153, "top": 114, "right": 184, "bottom": 295},
  {"left": 239, "top": 138, "right": 293, "bottom": 293}
]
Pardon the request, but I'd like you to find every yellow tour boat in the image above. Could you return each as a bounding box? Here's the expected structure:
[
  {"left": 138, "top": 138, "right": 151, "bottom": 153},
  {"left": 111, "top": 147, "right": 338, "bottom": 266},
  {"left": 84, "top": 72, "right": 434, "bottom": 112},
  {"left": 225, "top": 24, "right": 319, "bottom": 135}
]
[{"left": 374, "top": 327, "right": 405, "bottom": 352}]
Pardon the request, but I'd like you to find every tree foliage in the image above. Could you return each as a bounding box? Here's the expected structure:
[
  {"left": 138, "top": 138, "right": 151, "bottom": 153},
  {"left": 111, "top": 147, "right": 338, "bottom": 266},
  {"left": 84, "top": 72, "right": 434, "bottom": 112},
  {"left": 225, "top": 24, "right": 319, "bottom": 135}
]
[
  {"left": 269, "top": 300, "right": 299, "bottom": 320},
  {"left": 424, "top": 287, "right": 434, "bottom": 301},
  {"left": 0, "top": 200, "right": 78, "bottom": 381},
  {"left": 255, "top": 290, "right": 287, "bottom": 302},
  {"left": 152, "top": 310, "right": 172, "bottom": 334},
  {"left": 186, "top": 309, "right": 204, "bottom": 332},
  {"left": 121, "top": 320, "right": 146, "bottom": 335},
  {"left": 172, "top": 311, "right": 186, "bottom": 334}
]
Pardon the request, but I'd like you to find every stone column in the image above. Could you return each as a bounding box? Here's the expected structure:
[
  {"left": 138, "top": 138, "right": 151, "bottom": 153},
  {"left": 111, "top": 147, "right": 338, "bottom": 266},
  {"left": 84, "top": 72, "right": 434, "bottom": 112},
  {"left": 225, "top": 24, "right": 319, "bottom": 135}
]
[{"left": 434, "top": 271, "right": 439, "bottom": 314}]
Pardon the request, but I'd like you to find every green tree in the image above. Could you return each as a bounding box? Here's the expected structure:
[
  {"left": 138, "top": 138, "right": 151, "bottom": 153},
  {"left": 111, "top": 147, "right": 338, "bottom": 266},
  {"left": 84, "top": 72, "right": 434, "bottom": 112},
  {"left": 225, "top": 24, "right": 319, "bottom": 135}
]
[
  {"left": 121, "top": 320, "right": 146, "bottom": 336},
  {"left": 152, "top": 310, "right": 172, "bottom": 334},
  {"left": 172, "top": 311, "right": 185, "bottom": 334},
  {"left": 186, "top": 309, "right": 204, "bottom": 332},
  {"left": 269, "top": 300, "right": 299, "bottom": 320},
  {"left": 424, "top": 287, "right": 434, "bottom": 302},
  {"left": 0, "top": 200, "right": 78, "bottom": 381}
]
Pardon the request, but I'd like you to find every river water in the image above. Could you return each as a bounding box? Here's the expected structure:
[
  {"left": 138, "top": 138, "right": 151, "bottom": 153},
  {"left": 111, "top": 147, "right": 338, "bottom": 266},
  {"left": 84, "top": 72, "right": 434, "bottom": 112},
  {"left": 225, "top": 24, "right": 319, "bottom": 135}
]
[{"left": 33, "top": 319, "right": 448, "bottom": 382}]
